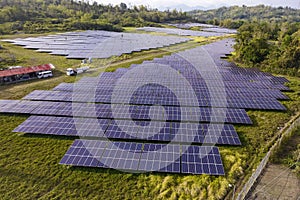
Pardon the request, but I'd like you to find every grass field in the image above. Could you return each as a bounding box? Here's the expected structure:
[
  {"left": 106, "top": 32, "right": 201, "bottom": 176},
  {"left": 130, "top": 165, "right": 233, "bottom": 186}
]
[{"left": 0, "top": 32, "right": 299, "bottom": 199}]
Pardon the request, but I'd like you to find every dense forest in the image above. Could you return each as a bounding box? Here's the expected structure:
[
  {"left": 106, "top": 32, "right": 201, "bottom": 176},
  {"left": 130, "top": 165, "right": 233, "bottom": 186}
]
[
  {"left": 190, "top": 5, "right": 300, "bottom": 29},
  {"left": 188, "top": 5, "right": 300, "bottom": 75},
  {"left": 0, "top": 0, "right": 190, "bottom": 34},
  {"left": 234, "top": 21, "right": 300, "bottom": 76}
]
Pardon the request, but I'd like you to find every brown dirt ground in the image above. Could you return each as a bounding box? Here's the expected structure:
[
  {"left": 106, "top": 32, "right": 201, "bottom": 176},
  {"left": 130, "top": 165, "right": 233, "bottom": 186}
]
[{"left": 248, "top": 164, "right": 300, "bottom": 200}]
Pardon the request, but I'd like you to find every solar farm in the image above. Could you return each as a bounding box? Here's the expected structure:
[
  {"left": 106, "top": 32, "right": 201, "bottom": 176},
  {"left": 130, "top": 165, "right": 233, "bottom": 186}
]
[
  {"left": 0, "top": 35, "right": 291, "bottom": 176},
  {"left": 0, "top": 26, "right": 299, "bottom": 199},
  {"left": 3, "top": 30, "right": 190, "bottom": 59}
]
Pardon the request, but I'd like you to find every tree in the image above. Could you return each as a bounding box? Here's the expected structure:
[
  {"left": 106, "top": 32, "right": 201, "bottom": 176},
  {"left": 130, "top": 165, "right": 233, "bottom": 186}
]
[{"left": 120, "top": 2, "right": 127, "bottom": 10}]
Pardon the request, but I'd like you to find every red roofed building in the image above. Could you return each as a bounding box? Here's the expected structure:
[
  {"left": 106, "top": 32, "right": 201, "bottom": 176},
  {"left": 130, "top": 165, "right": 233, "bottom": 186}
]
[{"left": 0, "top": 64, "right": 55, "bottom": 84}]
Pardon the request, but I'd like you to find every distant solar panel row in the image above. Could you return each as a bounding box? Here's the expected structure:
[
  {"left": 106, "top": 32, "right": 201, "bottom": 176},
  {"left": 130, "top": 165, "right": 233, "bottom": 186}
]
[
  {"left": 168, "top": 23, "right": 237, "bottom": 34},
  {"left": 22, "top": 89, "right": 286, "bottom": 110},
  {"left": 60, "top": 140, "right": 225, "bottom": 175},
  {"left": 3, "top": 30, "right": 190, "bottom": 59},
  {"left": 0, "top": 100, "right": 252, "bottom": 124},
  {"left": 14, "top": 116, "right": 241, "bottom": 145},
  {"left": 53, "top": 83, "right": 288, "bottom": 100},
  {"left": 169, "top": 23, "right": 218, "bottom": 29},
  {"left": 137, "top": 27, "right": 230, "bottom": 37},
  {"left": 52, "top": 79, "right": 289, "bottom": 92}
]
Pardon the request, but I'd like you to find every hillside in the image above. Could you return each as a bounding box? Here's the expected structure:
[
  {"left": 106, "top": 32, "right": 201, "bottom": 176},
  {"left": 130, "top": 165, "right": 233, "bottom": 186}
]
[
  {"left": 189, "top": 5, "right": 300, "bottom": 28},
  {"left": 0, "top": 0, "right": 190, "bottom": 34}
]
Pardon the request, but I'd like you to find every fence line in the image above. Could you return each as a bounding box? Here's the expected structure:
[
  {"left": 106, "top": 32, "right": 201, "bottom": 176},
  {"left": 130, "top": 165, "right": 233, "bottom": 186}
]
[{"left": 236, "top": 113, "right": 300, "bottom": 200}]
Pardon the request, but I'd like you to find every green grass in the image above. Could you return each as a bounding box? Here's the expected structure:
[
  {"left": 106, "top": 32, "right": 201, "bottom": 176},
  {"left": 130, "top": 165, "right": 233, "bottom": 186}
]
[{"left": 0, "top": 32, "right": 300, "bottom": 199}]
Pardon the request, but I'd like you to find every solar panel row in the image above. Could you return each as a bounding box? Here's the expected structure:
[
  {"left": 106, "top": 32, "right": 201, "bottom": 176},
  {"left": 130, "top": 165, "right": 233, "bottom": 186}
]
[
  {"left": 22, "top": 89, "right": 286, "bottom": 110},
  {"left": 53, "top": 83, "right": 288, "bottom": 100},
  {"left": 13, "top": 116, "right": 241, "bottom": 145},
  {"left": 60, "top": 140, "right": 225, "bottom": 175},
  {"left": 137, "top": 27, "right": 229, "bottom": 37},
  {"left": 0, "top": 100, "right": 253, "bottom": 124}
]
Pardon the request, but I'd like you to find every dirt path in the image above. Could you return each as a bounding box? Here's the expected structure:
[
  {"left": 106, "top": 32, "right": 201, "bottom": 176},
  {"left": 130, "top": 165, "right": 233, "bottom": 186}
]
[{"left": 248, "top": 164, "right": 300, "bottom": 200}]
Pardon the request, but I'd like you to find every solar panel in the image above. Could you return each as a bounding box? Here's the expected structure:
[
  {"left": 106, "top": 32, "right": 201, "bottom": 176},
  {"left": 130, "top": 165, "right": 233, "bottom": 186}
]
[
  {"left": 181, "top": 145, "right": 225, "bottom": 175},
  {"left": 0, "top": 100, "right": 20, "bottom": 112},
  {"left": 171, "top": 123, "right": 241, "bottom": 145},
  {"left": 139, "top": 143, "right": 181, "bottom": 173},
  {"left": 59, "top": 140, "right": 107, "bottom": 167},
  {"left": 13, "top": 115, "right": 53, "bottom": 133},
  {"left": 60, "top": 140, "right": 225, "bottom": 175},
  {"left": 13, "top": 116, "right": 110, "bottom": 137},
  {"left": 4, "top": 100, "right": 42, "bottom": 114},
  {"left": 105, "top": 120, "right": 140, "bottom": 140},
  {"left": 100, "top": 141, "right": 143, "bottom": 171}
]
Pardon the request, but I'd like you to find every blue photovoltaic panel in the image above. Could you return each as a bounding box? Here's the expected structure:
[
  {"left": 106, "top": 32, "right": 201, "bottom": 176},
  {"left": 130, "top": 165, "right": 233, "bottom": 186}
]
[
  {"left": 0, "top": 100, "right": 20, "bottom": 112},
  {"left": 100, "top": 141, "right": 143, "bottom": 171},
  {"left": 13, "top": 116, "right": 110, "bottom": 137},
  {"left": 13, "top": 115, "right": 53, "bottom": 133},
  {"left": 46, "top": 117, "right": 109, "bottom": 137},
  {"left": 136, "top": 121, "right": 172, "bottom": 142},
  {"left": 2, "top": 100, "right": 42, "bottom": 114},
  {"left": 139, "top": 143, "right": 180, "bottom": 173},
  {"left": 170, "top": 123, "right": 241, "bottom": 145},
  {"left": 181, "top": 145, "right": 225, "bottom": 175},
  {"left": 59, "top": 140, "right": 107, "bottom": 167},
  {"left": 104, "top": 120, "right": 140, "bottom": 140},
  {"left": 60, "top": 140, "right": 225, "bottom": 175}
]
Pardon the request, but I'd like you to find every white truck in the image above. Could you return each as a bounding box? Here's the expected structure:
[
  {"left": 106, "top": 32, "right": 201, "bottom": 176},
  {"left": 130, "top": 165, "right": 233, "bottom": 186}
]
[{"left": 66, "top": 66, "right": 89, "bottom": 76}]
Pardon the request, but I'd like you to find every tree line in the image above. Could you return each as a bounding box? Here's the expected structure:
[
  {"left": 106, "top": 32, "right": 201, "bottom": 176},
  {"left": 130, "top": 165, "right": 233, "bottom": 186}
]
[
  {"left": 190, "top": 5, "right": 300, "bottom": 29},
  {"left": 0, "top": 0, "right": 190, "bottom": 34},
  {"left": 234, "top": 21, "right": 300, "bottom": 76}
]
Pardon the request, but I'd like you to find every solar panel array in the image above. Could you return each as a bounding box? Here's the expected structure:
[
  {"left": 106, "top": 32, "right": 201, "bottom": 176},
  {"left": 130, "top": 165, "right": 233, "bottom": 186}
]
[
  {"left": 59, "top": 140, "right": 225, "bottom": 175},
  {"left": 137, "top": 27, "right": 234, "bottom": 37},
  {"left": 1, "top": 37, "right": 290, "bottom": 175},
  {"left": 2, "top": 30, "right": 190, "bottom": 59},
  {"left": 169, "top": 23, "right": 237, "bottom": 34}
]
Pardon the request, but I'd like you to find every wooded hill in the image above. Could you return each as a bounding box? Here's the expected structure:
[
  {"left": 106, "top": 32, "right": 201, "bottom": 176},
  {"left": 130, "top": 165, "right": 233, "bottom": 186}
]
[
  {"left": 190, "top": 5, "right": 300, "bottom": 28},
  {"left": 0, "top": 0, "right": 190, "bottom": 34},
  {"left": 234, "top": 21, "right": 300, "bottom": 76}
]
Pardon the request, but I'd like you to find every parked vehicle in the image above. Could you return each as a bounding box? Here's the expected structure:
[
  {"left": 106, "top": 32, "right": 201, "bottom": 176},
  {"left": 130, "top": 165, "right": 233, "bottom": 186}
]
[
  {"left": 37, "top": 70, "right": 53, "bottom": 78},
  {"left": 66, "top": 67, "right": 89, "bottom": 76}
]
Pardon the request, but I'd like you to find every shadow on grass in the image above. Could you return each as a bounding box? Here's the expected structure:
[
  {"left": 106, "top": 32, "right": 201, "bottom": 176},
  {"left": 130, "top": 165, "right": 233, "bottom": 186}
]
[
  {"left": 22, "top": 133, "right": 78, "bottom": 141},
  {"left": 67, "top": 165, "right": 189, "bottom": 178}
]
